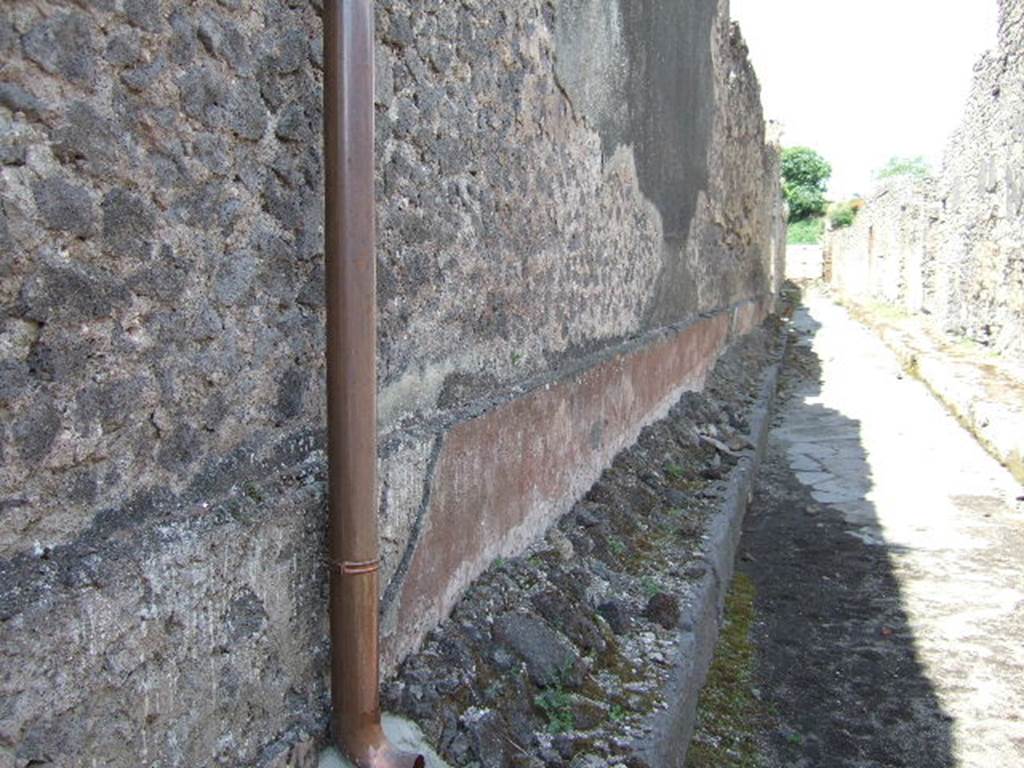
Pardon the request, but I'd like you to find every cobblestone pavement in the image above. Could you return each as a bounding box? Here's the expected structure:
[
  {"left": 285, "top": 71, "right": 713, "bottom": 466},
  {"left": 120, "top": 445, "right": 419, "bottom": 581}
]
[{"left": 740, "top": 295, "right": 1024, "bottom": 767}]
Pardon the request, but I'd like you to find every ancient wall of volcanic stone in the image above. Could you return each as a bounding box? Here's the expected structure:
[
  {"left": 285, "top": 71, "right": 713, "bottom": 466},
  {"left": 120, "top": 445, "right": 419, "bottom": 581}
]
[
  {"left": 827, "top": 176, "right": 932, "bottom": 310},
  {"left": 0, "top": 1, "right": 784, "bottom": 765},
  {"left": 828, "top": 0, "right": 1024, "bottom": 360}
]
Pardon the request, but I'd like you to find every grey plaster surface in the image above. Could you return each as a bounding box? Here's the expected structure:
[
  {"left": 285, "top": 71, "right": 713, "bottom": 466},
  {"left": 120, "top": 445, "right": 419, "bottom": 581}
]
[{"left": 771, "top": 295, "right": 1024, "bottom": 766}]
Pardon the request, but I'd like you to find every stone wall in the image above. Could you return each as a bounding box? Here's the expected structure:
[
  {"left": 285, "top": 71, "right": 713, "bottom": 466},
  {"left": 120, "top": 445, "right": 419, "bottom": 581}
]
[
  {"left": 828, "top": 0, "right": 1024, "bottom": 360},
  {"left": 0, "top": 1, "right": 784, "bottom": 765},
  {"left": 827, "top": 176, "right": 932, "bottom": 309}
]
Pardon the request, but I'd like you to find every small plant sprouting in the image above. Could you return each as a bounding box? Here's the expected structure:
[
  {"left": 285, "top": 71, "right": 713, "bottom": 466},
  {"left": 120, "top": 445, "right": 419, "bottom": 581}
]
[
  {"left": 511, "top": 351, "right": 522, "bottom": 366},
  {"left": 607, "top": 537, "right": 626, "bottom": 556},
  {"left": 535, "top": 661, "right": 576, "bottom": 734},
  {"left": 664, "top": 463, "right": 685, "bottom": 481},
  {"left": 243, "top": 482, "right": 264, "bottom": 503},
  {"left": 534, "top": 686, "right": 574, "bottom": 734},
  {"left": 609, "top": 703, "right": 627, "bottom": 723},
  {"left": 641, "top": 576, "right": 662, "bottom": 598},
  {"left": 493, "top": 556, "right": 506, "bottom": 570}
]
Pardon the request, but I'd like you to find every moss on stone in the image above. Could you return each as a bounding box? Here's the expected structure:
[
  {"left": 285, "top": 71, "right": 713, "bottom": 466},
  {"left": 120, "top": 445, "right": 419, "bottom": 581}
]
[{"left": 686, "top": 572, "right": 767, "bottom": 768}]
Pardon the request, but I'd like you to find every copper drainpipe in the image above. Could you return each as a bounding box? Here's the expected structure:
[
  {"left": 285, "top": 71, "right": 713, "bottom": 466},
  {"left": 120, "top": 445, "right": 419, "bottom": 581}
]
[{"left": 323, "top": 2, "right": 424, "bottom": 766}]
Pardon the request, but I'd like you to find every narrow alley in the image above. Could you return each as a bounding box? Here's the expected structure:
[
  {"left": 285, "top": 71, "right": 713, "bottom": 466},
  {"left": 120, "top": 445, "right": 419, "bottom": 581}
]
[
  {"left": 737, "top": 293, "right": 1024, "bottom": 767},
  {"left": 4, "top": 1, "right": 1019, "bottom": 764}
]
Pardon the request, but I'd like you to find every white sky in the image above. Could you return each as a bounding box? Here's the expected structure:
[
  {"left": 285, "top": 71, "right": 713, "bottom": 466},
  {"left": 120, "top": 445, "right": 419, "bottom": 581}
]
[{"left": 730, "top": 0, "right": 999, "bottom": 199}]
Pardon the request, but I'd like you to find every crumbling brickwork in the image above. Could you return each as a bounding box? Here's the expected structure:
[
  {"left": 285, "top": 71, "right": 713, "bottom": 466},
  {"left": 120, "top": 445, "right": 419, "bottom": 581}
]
[
  {"left": 828, "top": 0, "right": 1024, "bottom": 360},
  {"left": 0, "top": 1, "right": 784, "bottom": 765}
]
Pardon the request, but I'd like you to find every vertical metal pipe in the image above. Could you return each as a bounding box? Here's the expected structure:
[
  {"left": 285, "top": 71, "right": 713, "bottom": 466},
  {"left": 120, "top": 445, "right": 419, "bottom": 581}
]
[{"left": 323, "top": 3, "right": 423, "bottom": 766}]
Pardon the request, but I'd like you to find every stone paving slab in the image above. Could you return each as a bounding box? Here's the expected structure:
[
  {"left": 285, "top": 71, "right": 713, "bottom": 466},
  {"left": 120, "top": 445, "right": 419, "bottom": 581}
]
[
  {"left": 835, "top": 293, "right": 1024, "bottom": 485},
  {"left": 739, "top": 295, "right": 1024, "bottom": 768}
]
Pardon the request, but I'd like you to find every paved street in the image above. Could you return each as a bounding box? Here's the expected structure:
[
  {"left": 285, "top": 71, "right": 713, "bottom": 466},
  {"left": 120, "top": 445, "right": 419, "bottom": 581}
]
[{"left": 740, "top": 294, "right": 1024, "bottom": 767}]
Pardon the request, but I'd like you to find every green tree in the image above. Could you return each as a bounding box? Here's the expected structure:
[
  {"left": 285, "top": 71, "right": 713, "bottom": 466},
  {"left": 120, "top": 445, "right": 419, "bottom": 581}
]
[
  {"left": 781, "top": 147, "right": 831, "bottom": 222},
  {"left": 875, "top": 155, "right": 931, "bottom": 180}
]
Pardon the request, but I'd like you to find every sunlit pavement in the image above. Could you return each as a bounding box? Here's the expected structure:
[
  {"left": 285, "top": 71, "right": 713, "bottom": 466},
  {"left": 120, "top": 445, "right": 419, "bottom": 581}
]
[{"left": 774, "top": 294, "right": 1024, "bottom": 767}]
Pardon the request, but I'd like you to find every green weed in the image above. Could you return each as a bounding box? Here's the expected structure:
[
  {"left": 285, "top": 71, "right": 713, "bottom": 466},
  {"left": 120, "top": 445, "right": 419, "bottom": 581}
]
[
  {"left": 641, "top": 576, "right": 662, "bottom": 598},
  {"left": 664, "top": 463, "right": 685, "bottom": 480}
]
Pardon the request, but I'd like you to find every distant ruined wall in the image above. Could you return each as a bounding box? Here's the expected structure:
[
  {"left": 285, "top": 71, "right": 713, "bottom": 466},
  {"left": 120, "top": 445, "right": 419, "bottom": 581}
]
[
  {"left": 828, "top": 176, "right": 932, "bottom": 309},
  {"left": 0, "top": 1, "right": 784, "bottom": 765},
  {"left": 828, "top": 0, "right": 1024, "bottom": 360}
]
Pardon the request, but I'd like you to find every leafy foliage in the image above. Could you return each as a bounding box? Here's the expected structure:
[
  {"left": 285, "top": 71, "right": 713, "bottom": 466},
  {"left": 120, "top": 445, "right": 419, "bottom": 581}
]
[
  {"left": 785, "top": 185, "right": 827, "bottom": 222},
  {"left": 534, "top": 659, "right": 579, "bottom": 734},
  {"left": 787, "top": 217, "right": 824, "bottom": 245},
  {"left": 875, "top": 155, "right": 931, "bottom": 180},
  {"left": 781, "top": 147, "right": 832, "bottom": 222},
  {"left": 534, "top": 678, "right": 575, "bottom": 734},
  {"left": 829, "top": 199, "right": 861, "bottom": 229},
  {"left": 781, "top": 147, "right": 832, "bottom": 190}
]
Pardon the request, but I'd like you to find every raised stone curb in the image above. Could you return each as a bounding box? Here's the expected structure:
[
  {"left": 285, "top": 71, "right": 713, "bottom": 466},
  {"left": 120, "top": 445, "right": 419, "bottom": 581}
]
[
  {"left": 642, "top": 355, "right": 782, "bottom": 766},
  {"left": 839, "top": 299, "right": 1024, "bottom": 485},
  {"left": 881, "top": 329, "right": 1024, "bottom": 485}
]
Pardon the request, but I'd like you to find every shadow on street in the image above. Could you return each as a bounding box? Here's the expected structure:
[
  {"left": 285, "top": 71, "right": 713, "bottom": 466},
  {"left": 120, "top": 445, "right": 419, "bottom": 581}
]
[{"left": 738, "top": 302, "right": 957, "bottom": 767}]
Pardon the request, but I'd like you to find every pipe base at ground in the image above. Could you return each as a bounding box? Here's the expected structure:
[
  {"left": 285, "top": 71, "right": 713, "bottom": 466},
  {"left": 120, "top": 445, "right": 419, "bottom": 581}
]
[{"left": 320, "top": 715, "right": 451, "bottom": 768}]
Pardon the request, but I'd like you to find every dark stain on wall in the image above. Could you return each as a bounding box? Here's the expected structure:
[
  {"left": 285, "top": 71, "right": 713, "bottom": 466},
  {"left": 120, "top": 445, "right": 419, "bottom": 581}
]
[{"left": 555, "top": 0, "right": 714, "bottom": 243}]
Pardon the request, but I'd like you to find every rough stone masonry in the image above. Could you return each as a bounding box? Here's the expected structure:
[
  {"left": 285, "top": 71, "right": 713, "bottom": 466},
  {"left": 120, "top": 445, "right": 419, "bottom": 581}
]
[
  {"left": 0, "top": 1, "right": 785, "bottom": 765},
  {"left": 828, "top": 0, "right": 1024, "bottom": 361}
]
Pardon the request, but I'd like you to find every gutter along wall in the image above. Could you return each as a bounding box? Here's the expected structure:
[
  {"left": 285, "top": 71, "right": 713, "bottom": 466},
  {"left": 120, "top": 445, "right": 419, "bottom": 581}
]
[{"left": 0, "top": 0, "right": 784, "bottom": 765}]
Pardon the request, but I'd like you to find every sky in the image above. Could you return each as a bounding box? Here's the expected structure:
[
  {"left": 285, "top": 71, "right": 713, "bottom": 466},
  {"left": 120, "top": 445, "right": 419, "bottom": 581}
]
[{"left": 730, "top": 0, "right": 999, "bottom": 199}]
